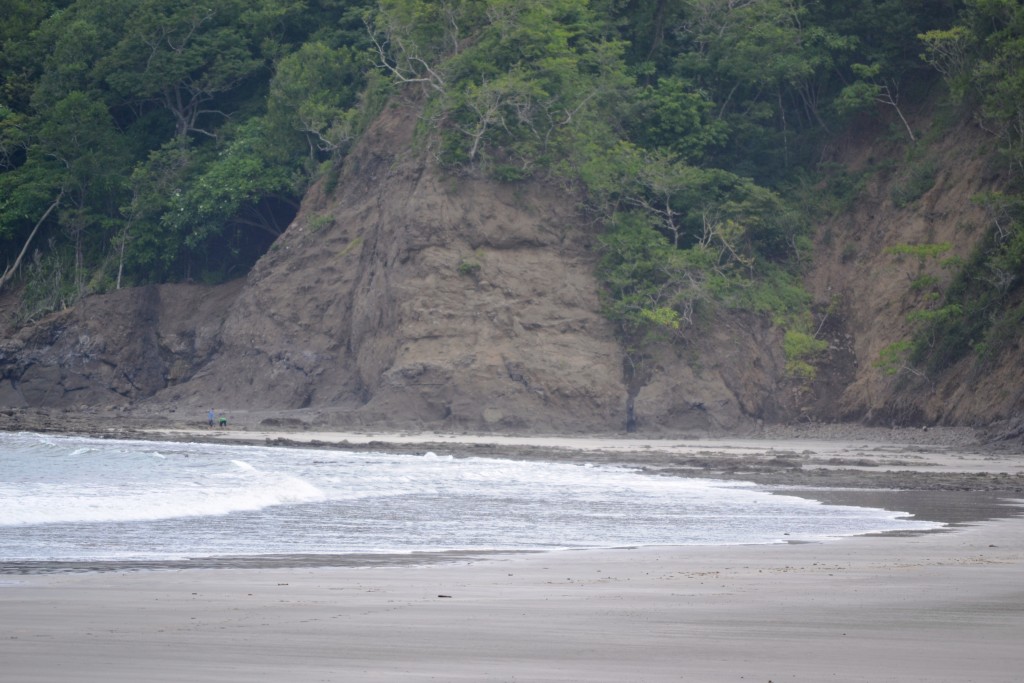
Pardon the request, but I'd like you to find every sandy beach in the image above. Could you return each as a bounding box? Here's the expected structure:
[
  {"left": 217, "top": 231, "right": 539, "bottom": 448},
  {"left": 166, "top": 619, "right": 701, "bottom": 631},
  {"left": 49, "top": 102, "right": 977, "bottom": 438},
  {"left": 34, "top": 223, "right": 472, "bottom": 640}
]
[{"left": 2, "top": 425, "right": 1023, "bottom": 682}]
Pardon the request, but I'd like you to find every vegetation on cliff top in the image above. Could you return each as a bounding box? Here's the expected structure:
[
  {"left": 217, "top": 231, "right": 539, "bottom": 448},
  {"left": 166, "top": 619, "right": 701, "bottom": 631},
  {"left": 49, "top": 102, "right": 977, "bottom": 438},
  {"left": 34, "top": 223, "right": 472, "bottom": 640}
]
[{"left": 1, "top": 1, "right": 1022, "bottom": 381}]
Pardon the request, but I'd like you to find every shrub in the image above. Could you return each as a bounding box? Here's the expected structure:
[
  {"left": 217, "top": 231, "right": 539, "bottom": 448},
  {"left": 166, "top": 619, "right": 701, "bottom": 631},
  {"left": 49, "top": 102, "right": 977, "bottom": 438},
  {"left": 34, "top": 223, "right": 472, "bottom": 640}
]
[
  {"left": 890, "top": 160, "right": 937, "bottom": 208},
  {"left": 783, "top": 330, "right": 829, "bottom": 379},
  {"left": 457, "top": 258, "right": 481, "bottom": 276}
]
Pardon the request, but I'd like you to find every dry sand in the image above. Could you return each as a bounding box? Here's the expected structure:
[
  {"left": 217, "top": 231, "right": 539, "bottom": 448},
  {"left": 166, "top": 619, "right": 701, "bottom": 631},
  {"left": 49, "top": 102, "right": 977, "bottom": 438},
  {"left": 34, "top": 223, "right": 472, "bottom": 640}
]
[{"left": 2, "top": 427, "right": 1023, "bottom": 682}]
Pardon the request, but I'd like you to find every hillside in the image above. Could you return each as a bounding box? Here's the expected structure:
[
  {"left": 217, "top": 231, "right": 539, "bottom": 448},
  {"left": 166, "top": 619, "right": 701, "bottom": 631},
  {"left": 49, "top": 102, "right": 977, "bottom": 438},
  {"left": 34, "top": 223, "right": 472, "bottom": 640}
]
[
  {"left": 805, "top": 112, "right": 1024, "bottom": 428},
  {"left": 0, "top": 99, "right": 777, "bottom": 433},
  {"left": 1, "top": 91, "right": 1021, "bottom": 436},
  {"left": 2, "top": 1, "right": 1023, "bottom": 436}
]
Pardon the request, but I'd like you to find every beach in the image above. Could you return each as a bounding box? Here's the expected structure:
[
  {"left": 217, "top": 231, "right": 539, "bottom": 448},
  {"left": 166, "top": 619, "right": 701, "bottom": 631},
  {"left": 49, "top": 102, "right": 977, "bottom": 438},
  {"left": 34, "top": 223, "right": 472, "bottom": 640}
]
[{"left": 1, "top": 423, "right": 1023, "bottom": 681}]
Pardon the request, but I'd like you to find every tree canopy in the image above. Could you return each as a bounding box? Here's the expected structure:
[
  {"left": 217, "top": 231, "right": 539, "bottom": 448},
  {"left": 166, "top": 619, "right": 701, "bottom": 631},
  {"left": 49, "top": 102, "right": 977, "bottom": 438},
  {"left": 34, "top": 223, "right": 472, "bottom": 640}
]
[
  {"left": 1, "top": 0, "right": 1018, "bottom": 360},
  {"left": 1, "top": 0, "right": 374, "bottom": 300}
]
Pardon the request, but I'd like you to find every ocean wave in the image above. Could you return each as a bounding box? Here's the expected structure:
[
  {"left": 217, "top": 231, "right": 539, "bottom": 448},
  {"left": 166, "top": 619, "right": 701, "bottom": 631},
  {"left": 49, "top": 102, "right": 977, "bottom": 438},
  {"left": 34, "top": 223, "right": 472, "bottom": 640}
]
[
  {"left": 0, "top": 432, "right": 943, "bottom": 563},
  {"left": 1, "top": 472, "right": 326, "bottom": 526}
]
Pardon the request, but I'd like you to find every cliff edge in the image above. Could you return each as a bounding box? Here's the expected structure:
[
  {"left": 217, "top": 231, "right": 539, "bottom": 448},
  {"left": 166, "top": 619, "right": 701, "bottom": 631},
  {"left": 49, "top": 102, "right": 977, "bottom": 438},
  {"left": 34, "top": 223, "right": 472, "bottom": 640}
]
[{"left": 2, "top": 99, "right": 1021, "bottom": 435}]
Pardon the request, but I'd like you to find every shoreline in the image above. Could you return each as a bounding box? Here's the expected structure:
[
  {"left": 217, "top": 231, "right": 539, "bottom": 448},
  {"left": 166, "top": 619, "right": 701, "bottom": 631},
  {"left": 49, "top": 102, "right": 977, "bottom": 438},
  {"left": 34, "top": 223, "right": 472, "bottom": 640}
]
[
  {"left": 3, "top": 422, "right": 1024, "bottom": 680},
  {"left": 9, "top": 415, "right": 1023, "bottom": 491},
  {"left": 3, "top": 517, "right": 1023, "bottom": 682},
  {"left": 9, "top": 426, "right": 1022, "bottom": 576}
]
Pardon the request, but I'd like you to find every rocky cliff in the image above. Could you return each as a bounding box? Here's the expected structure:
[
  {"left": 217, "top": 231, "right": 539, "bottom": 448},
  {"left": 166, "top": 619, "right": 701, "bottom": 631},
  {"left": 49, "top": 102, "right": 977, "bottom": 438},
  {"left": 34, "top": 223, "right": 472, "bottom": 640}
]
[
  {"left": 2, "top": 98, "right": 1021, "bottom": 434},
  {"left": 154, "top": 101, "right": 639, "bottom": 433},
  {"left": 804, "top": 113, "right": 1023, "bottom": 428}
]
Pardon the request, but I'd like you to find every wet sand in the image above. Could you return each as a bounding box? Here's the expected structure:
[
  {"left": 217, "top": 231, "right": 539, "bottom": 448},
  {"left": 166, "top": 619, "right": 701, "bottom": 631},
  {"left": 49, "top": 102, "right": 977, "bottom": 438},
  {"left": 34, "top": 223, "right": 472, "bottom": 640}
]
[{"left": 2, "top": 425, "right": 1023, "bottom": 681}]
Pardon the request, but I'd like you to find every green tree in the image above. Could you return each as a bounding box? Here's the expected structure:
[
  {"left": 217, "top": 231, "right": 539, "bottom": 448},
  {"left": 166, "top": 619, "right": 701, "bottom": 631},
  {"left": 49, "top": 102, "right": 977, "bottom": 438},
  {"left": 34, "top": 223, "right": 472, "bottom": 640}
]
[
  {"left": 835, "top": 62, "right": 916, "bottom": 141},
  {"left": 0, "top": 0, "right": 62, "bottom": 112},
  {"left": 612, "top": 0, "right": 689, "bottom": 74},
  {"left": 373, "top": 0, "right": 632, "bottom": 174},
  {"left": 268, "top": 41, "right": 369, "bottom": 159},
  {"left": 627, "top": 75, "right": 727, "bottom": 162},
  {"left": 969, "top": 0, "right": 1024, "bottom": 175},
  {"left": 38, "top": 92, "right": 130, "bottom": 293},
  {"left": 95, "top": 0, "right": 269, "bottom": 144},
  {"left": 164, "top": 117, "right": 300, "bottom": 271},
  {"left": 117, "top": 142, "right": 197, "bottom": 281},
  {"left": 1, "top": 88, "right": 130, "bottom": 295},
  {"left": 1, "top": 0, "right": 374, "bottom": 288},
  {"left": 598, "top": 211, "right": 710, "bottom": 335}
]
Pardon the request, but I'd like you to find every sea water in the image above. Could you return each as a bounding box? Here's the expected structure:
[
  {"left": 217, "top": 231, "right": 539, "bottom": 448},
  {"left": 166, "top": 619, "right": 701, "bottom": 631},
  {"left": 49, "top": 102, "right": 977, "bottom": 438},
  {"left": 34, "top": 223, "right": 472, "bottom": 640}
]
[{"left": 0, "top": 432, "right": 941, "bottom": 565}]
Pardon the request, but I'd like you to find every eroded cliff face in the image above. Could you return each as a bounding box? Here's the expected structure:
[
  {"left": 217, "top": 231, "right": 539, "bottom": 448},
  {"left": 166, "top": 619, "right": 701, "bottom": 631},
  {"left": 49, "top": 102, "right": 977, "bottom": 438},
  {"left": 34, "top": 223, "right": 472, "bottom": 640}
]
[
  {"left": 804, "top": 114, "right": 1024, "bottom": 427},
  {"left": 159, "top": 101, "right": 771, "bottom": 433},
  {"left": 0, "top": 100, "right": 776, "bottom": 433},
  {"left": 3, "top": 97, "right": 1019, "bottom": 433},
  {"left": 150, "top": 102, "right": 637, "bottom": 432}
]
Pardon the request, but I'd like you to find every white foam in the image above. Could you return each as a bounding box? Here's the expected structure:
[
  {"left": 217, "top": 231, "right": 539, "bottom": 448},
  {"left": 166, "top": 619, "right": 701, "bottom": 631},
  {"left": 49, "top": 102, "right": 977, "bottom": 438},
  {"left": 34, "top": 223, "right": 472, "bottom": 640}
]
[
  {"left": 0, "top": 450, "right": 326, "bottom": 525},
  {"left": 0, "top": 432, "right": 943, "bottom": 562}
]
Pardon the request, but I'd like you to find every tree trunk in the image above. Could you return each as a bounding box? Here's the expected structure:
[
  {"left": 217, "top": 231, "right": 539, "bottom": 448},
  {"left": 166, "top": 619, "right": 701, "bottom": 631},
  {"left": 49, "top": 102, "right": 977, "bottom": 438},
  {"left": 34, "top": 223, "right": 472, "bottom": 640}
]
[{"left": 0, "top": 191, "right": 63, "bottom": 291}]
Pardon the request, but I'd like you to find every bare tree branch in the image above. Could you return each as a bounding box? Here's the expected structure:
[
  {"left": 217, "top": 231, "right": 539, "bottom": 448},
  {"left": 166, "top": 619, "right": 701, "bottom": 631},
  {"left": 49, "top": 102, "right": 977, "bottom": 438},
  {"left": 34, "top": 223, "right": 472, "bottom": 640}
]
[{"left": 0, "top": 190, "right": 64, "bottom": 291}]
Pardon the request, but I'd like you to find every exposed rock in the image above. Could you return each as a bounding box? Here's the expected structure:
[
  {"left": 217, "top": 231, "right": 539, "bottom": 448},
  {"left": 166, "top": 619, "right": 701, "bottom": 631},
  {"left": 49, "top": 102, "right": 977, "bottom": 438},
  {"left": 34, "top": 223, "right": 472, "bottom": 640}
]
[
  {"left": 2, "top": 97, "right": 1021, "bottom": 434},
  {"left": 0, "top": 282, "right": 242, "bottom": 410},
  {"left": 805, "top": 111, "right": 1023, "bottom": 426}
]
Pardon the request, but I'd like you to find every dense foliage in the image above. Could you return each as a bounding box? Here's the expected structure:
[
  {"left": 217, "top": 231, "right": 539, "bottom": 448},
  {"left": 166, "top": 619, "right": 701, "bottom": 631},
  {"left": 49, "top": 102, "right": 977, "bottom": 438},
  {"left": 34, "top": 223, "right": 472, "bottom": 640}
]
[
  {"left": 359, "top": 0, "right": 963, "bottom": 359},
  {"left": 1, "top": 0, "right": 1020, "bottom": 382},
  {"left": 1, "top": 0, "right": 376, "bottom": 307}
]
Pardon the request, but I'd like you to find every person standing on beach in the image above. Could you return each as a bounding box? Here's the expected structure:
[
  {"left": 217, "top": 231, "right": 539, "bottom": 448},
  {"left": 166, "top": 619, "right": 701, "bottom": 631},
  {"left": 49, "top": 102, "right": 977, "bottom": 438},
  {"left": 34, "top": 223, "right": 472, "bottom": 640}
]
[{"left": 208, "top": 408, "right": 215, "bottom": 429}]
